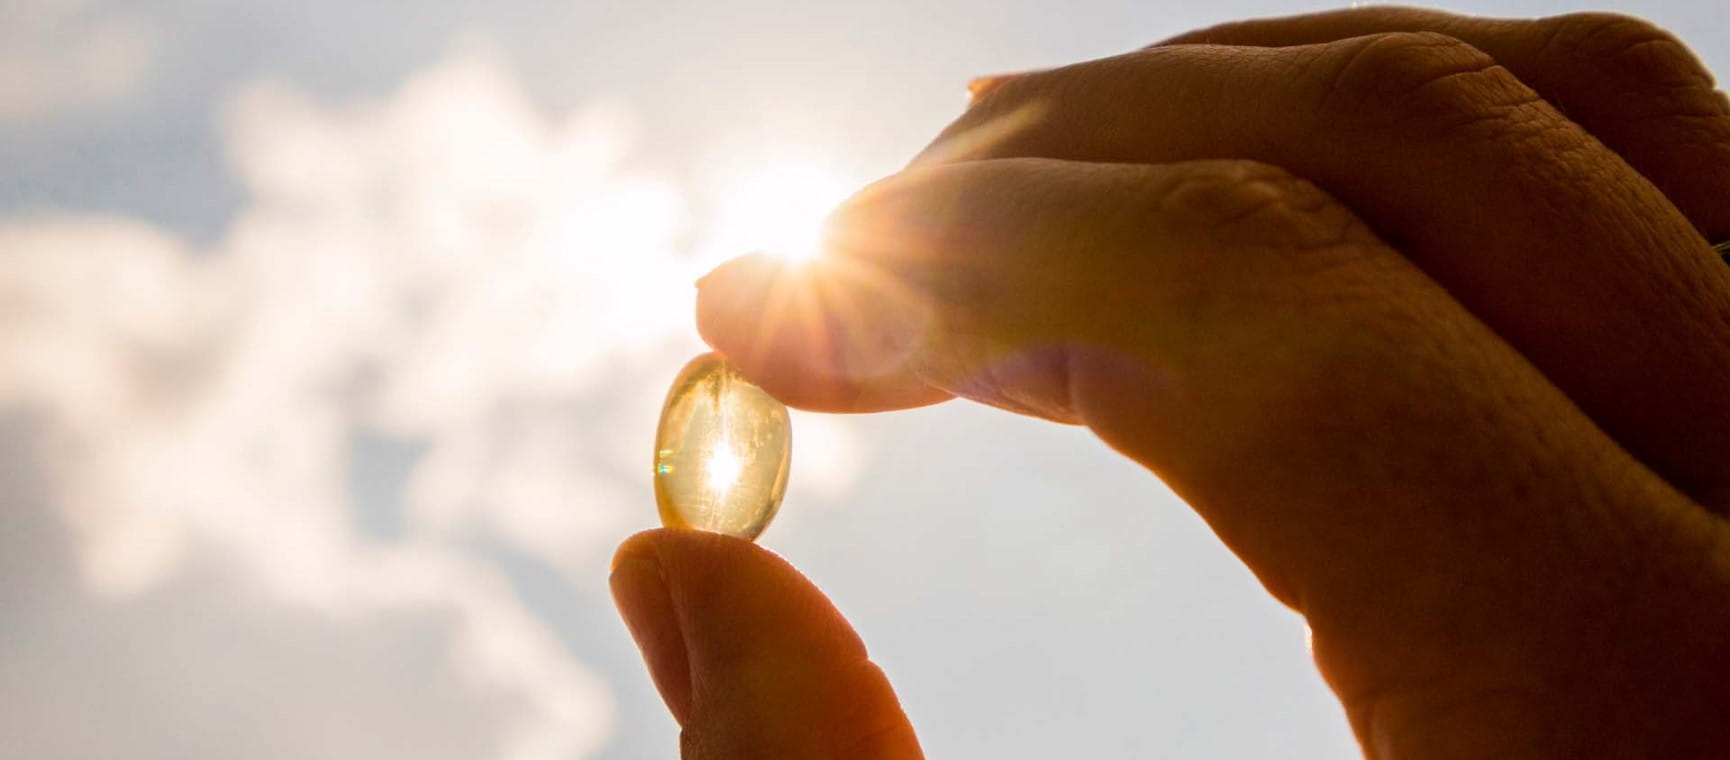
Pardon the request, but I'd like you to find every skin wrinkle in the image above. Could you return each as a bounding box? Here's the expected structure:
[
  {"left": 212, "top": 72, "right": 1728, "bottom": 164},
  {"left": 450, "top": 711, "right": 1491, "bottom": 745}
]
[
  {"left": 1224, "top": 283, "right": 1653, "bottom": 671},
  {"left": 1323, "top": 60, "right": 1550, "bottom": 144},
  {"left": 1154, "top": 10, "right": 1730, "bottom": 243},
  {"left": 1205, "top": 182, "right": 1360, "bottom": 267},
  {"left": 1312, "top": 34, "right": 1505, "bottom": 117},
  {"left": 1150, "top": 163, "right": 1365, "bottom": 258},
  {"left": 824, "top": 662, "right": 923, "bottom": 760},
  {"left": 1539, "top": 15, "right": 1714, "bottom": 91}
]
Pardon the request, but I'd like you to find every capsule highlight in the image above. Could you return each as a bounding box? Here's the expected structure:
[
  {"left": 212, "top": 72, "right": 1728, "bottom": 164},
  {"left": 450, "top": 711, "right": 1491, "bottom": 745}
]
[{"left": 653, "top": 353, "right": 792, "bottom": 540}]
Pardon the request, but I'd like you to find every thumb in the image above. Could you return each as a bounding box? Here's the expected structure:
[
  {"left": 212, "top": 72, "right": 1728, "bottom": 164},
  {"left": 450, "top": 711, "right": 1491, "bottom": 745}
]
[{"left": 611, "top": 528, "right": 923, "bottom": 759}]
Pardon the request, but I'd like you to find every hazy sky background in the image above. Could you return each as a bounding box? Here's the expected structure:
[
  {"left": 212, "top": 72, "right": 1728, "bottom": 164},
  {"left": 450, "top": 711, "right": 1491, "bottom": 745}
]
[{"left": 2, "top": 1, "right": 1726, "bottom": 758}]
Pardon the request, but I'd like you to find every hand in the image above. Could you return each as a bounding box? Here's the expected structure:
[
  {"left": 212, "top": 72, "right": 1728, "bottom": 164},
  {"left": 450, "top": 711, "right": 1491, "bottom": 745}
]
[{"left": 613, "top": 8, "right": 1730, "bottom": 757}]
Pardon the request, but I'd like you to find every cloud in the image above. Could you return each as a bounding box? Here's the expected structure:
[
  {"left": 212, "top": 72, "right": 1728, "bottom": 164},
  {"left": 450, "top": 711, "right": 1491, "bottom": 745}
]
[
  {"left": 0, "top": 0, "right": 156, "bottom": 121},
  {"left": 0, "top": 50, "right": 836, "bottom": 758}
]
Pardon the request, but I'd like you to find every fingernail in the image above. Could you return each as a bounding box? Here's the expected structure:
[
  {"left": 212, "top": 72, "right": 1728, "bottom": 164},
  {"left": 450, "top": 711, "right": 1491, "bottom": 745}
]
[
  {"left": 967, "top": 75, "right": 1007, "bottom": 100},
  {"left": 967, "top": 72, "right": 1024, "bottom": 103},
  {"left": 611, "top": 551, "right": 693, "bottom": 723}
]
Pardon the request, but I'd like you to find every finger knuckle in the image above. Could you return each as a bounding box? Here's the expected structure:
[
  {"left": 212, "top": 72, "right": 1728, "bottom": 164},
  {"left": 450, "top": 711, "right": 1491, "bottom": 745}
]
[
  {"left": 1317, "top": 32, "right": 1545, "bottom": 138},
  {"left": 1146, "top": 162, "right": 1419, "bottom": 343},
  {"left": 940, "top": 63, "right": 1092, "bottom": 161},
  {"left": 1531, "top": 13, "right": 1714, "bottom": 93},
  {"left": 1155, "top": 160, "right": 1370, "bottom": 262}
]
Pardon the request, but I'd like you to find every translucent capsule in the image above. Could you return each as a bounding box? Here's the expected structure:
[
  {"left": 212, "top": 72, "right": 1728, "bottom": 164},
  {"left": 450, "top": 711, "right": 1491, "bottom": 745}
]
[{"left": 653, "top": 353, "right": 792, "bottom": 540}]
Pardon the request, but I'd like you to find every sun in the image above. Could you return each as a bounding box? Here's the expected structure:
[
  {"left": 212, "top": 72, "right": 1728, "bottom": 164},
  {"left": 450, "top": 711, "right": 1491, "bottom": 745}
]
[{"left": 702, "top": 149, "right": 860, "bottom": 265}]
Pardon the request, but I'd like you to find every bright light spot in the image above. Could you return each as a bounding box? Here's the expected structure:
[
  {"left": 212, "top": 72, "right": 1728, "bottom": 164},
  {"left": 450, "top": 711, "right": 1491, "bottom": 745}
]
[
  {"left": 701, "top": 151, "right": 860, "bottom": 265},
  {"left": 784, "top": 410, "right": 862, "bottom": 503},
  {"left": 704, "top": 447, "right": 744, "bottom": 494}
]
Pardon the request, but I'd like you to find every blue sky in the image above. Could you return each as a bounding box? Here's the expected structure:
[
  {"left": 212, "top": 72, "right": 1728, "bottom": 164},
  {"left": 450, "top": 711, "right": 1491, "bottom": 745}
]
[{"left": 2, "top": 1, "right": 1724, "bottom": 757}]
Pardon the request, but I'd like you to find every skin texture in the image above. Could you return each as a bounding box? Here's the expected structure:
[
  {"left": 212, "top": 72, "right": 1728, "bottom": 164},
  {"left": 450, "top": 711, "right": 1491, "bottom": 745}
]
[{"left": 612, "top": 8, "right": 1730, "bottom": 758}]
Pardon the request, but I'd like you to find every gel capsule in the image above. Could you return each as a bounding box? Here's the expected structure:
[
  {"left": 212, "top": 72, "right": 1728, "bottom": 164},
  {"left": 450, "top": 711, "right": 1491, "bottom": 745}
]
[{"left": 653, "top": 353, "right": 792, "bottom": 540}]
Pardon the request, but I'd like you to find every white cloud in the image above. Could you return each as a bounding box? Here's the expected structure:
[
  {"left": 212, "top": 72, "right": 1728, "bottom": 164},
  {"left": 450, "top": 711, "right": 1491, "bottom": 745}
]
[
  {"left": 0, "top": 52, "right": 719, "bottom": 759},
  {"left": 0, "top": 0, "right": 156, "bottom": 121},
  {"left": 0, "top": 43, "right": 872, "bottom": 757}
]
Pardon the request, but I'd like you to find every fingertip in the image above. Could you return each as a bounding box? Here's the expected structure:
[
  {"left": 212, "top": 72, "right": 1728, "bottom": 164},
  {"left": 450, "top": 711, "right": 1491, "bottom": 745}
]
[
  {"left": 610, "top": 527, "right": 670, "bottom": 571},
  {"left": 620, "top": 529, "right": 921, "bottom": 758},
  {"left": 693, "top": 253, "right": 808, "bottom": 370},
  {"left": 617, "top": 526, "right": 766, "bottom": 572},
  {"left": 613, "top": 528, "right": 833, "bottom": 726},
  {"left": 614, "top": 528, "right": 779, "bottom": 600},
  {"left": 610, "top": 530, "right": 695, "bottom": 723},
  {"left": 695, "top": 252, "right": 952, "bottom": 412}
]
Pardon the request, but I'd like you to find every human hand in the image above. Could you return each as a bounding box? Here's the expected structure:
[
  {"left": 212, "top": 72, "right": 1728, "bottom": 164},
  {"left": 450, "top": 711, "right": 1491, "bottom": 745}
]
[{"left": 614, "top": 8, "right": 1730, "bottom": 757}]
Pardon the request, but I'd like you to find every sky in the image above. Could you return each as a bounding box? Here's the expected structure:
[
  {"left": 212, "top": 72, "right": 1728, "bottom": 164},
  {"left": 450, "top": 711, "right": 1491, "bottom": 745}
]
[{"left": 1, "top": 1, "right": 1725, "bottom": 758}]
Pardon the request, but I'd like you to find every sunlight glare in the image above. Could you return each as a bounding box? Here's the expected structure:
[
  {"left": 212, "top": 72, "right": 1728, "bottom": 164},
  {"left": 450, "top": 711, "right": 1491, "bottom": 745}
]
[
  {"left": 703, "top": 151, "right": 858, "bottom": 265},
  {"left": 704, "top": 446, "right": 745, "bottom": 494}
]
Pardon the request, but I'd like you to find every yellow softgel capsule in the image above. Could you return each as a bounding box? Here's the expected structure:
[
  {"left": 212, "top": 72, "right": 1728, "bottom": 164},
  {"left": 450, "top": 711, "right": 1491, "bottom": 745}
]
[{"left": 653, "top": 353, "right": 792, "bottom": 540}]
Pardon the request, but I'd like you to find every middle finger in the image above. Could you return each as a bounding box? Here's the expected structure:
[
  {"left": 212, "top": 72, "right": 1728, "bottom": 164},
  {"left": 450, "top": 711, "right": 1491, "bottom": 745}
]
[
  {"left": 1156, "top": 8, "right": 1730, "bottom": 240},
  {"left": 917, "top": 33, "right": 1730, "bottom": 509}
]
